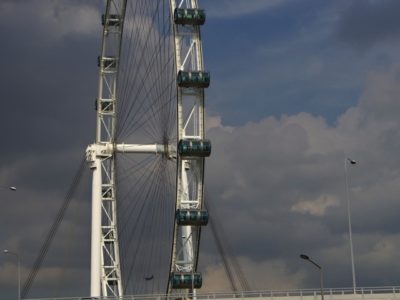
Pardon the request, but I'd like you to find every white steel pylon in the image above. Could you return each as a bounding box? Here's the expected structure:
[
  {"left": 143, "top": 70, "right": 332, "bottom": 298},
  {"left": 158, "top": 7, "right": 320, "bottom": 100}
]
[
  {"left": 85, "top": 1, "right": 172, "bottom": 297},
  {"left": 85, "top": 1, "right": 125, "bottom": 296}
]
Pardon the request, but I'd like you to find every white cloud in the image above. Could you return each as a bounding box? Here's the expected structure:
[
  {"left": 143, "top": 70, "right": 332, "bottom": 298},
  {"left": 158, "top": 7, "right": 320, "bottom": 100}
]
[
  {"left": 202, "top": 65, "right": 400, "bottom": 287},
  {"left": 291, "top": 195, "right": 339, "bottom": 217},
  {"left": 206, "top": 115, "right": 233, "bottom": 132},
  {"left": 202, "top": 257, "right": 306, "bottom": 291}
]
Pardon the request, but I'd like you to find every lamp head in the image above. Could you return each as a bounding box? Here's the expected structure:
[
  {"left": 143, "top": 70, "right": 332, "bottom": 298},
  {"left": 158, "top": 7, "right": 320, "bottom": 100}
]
[
  {"left": 347, "top": 158, "right": 356, "bottom": 165},
  {"left": 300, "top": 254, "right": 309, "bottom": 260},
  {"left": 3, "top": 249, "right": 9, "bottom": 254}
]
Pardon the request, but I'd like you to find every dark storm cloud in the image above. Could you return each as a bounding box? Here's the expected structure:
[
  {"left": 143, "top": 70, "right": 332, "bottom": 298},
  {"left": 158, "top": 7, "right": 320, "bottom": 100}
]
[
  {"left": 0, "top": 1, "right": 102, "bottom": 298},
  {"left": 0, "top": 0, "right": 101, "bottom": 186},
  {"left": 201, "top": 0, "right": 290, "bottom": 18},
  {"left": 336, "top": 0, "right": 400, "bottom": 50}
]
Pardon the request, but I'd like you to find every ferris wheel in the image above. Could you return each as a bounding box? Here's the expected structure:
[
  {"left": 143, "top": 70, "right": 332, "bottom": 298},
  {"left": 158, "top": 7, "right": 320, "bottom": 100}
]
[{"left": 85, "top": 0, "right": 210, "bottom": 298}]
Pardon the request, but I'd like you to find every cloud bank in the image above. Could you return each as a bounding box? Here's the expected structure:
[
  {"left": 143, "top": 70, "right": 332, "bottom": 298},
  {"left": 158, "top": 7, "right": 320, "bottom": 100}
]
[{"left": 203, "top": 65, "right": 400, "bottom": 288}]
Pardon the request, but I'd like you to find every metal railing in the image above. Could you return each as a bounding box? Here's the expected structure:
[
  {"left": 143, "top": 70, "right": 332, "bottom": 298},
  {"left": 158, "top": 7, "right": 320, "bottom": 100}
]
[{"left": 26, "top": 286, "right": 400, "bottom": 300}]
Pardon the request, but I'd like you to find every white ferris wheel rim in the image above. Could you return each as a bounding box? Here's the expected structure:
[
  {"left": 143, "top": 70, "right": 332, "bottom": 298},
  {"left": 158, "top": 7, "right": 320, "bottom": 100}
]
[{"left": 88, "top": 0, "right": 209, "bottom": 297}]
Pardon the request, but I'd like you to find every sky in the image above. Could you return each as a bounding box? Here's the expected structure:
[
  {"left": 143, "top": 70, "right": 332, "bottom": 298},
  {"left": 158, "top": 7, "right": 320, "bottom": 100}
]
[{"left": 1, "top": 0, "right": 400, "bottom": 298}]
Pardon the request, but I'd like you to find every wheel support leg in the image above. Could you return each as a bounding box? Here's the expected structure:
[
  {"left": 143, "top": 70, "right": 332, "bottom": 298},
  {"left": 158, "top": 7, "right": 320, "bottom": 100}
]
[{"left": 91, "top": 158, "right": 102, "bottom": 297}]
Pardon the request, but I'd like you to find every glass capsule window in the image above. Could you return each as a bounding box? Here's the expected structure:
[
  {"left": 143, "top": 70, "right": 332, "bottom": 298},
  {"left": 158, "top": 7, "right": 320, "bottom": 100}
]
[
  {"left": 171, "top": 272, "right": 202, "bottom": 289},
  {"left": 177, "top": 71, "right": 210, "bottom": 88},
  {"left": 176, "top": 209, "right": 209, "bottom": 226},
  {"left": 178, "top": 139, "right": 211, "bottom": 158},
  {"left": 174, "top": 8, "right": 206, "bottom": 25}
]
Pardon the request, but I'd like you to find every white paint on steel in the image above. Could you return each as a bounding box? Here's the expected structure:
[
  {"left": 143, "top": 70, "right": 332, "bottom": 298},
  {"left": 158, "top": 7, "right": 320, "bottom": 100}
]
[
  {"left": 170, "top": 0, "right": 206, "bottom": 295},
  {"left": 90, "top": 158, "right": 102, "bottom": 297},
  {"left": 87, "top": 0, "right": 126, "bottom": 297},
  {"left": 181, "top": 41, "right": 196, "bottom": 70},
  {"left": 116, "top": 144, "right": 166, "bottom": 154},
  {"left": 345, "top": 157, "right": 357, "bottom": 293}
]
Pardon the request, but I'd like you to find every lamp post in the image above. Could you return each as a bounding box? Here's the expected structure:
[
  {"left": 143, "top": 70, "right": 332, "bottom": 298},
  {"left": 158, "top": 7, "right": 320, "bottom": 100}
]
[
  {"left": 3, "top": 249, "right": 20, "bottom": 300},
  {"left": 0, "top": 186, "right": 16, "bottom": 191},
  {"left": 300, "top": 254, "right": 324, "bottom": 300},
  {"left": 345, "top": 157, "right": 357, "bottom": 293}
]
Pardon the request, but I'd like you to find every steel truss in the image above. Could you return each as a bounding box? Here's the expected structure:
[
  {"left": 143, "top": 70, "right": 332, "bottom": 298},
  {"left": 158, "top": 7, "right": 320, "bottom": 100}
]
[
  {"left": 86, "top": 0, "right": 208, "bottom": 298},
  {"left": 86, "top": 0, "right": 126, "bottom": 297},
  {"left": 169, "top": 0, "right": 206, "bottom": 295}
]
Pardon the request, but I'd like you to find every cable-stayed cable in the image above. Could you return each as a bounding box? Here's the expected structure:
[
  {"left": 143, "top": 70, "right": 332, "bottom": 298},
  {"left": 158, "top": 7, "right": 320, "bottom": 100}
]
[
  {"left": 205, "top": 198, "right": 251, "bottom": 292},
  {"left": 21, "top": 156, "right": 87, "bottom": 299}
]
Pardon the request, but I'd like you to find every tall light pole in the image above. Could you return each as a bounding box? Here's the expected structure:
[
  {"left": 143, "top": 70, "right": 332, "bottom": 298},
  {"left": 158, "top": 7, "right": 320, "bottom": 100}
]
[
  {"left": 345, "top": 157, "right": 357, "bottom": 293},
  {"left": 300, "top": 254, "right": 324, "bottom": 300},
  {"left": 0, "top": 186, "right": 16, "bottom": 191},
  {"left": 3, "top": 249, "right": 21, "bottom": 300}
]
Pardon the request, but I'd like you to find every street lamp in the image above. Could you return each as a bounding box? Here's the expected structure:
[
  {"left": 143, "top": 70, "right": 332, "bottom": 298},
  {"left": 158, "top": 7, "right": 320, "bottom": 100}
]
[
  {"left": 0, "top": 186, "right": 16, "bottom": 191},
  {"left": 3, "top": 249, "right": 20, "bottom": 300},
  {"left": 345, "top": 157, "right": 357, "bottom": 293},
  {"left": 300, "top": 254, "right": 324, "bottom": 300}
]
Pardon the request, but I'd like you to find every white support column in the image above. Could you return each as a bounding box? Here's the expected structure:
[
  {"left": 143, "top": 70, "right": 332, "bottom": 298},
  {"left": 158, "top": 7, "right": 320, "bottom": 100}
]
[{"left": 91, "top": 158, "right": 102, "bottom": 297}]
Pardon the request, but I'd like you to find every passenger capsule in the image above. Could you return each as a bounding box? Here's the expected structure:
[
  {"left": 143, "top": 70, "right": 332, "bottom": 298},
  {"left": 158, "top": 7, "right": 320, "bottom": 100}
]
[
  {"left": 102, "top": 14, "right": 121, "bottom": 27},
  {"left": 171, "top": 272, "right": 202, "bottom": 289},
  {"left": 178, "top": 139, "right": 211, "bottom": 158},
  {"left": 177, "top": 71, "right": 210, "bottom": 88},
  {"left": 176, "top": 209, "right": 209, "bottom": 226},
  {"left": 174, "top": 8, "right": 206, "bottom": 25},
  {"left": 97, "top": 56, "right": 117, "bottom": 69}
]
